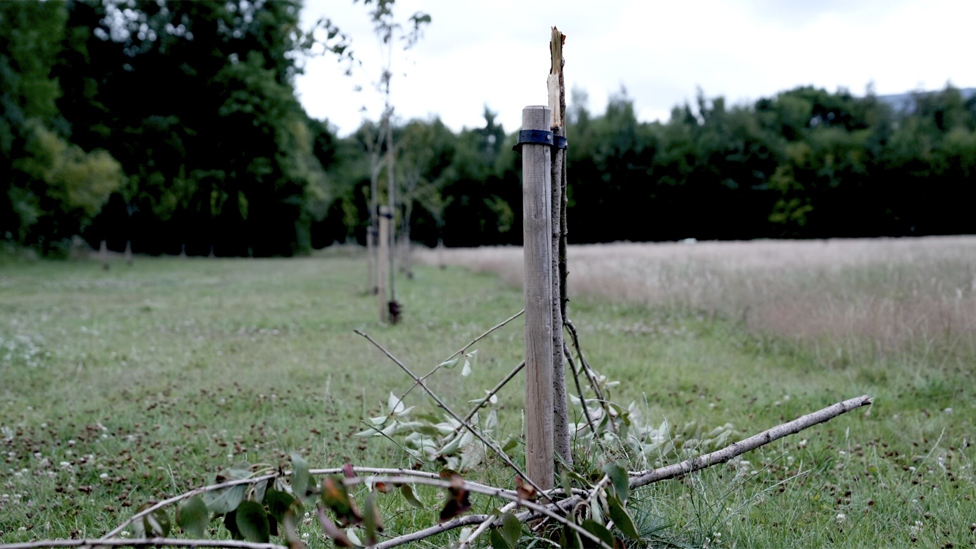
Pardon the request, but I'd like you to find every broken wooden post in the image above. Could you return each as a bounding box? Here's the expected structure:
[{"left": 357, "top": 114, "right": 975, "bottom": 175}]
[
  {"left": 520, "top": 105, "right": 555, "bottom": 489},
  {"left": 548, "top": 26, "right": 571, "bottom": 465},
  {"left": 378, "top": 206, "right": 391, "bottom": 323}
]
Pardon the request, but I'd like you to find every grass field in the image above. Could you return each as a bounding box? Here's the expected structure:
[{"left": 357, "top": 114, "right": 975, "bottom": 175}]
[{"left": 2, "top": 238, "right": 975, "bottom": 548}]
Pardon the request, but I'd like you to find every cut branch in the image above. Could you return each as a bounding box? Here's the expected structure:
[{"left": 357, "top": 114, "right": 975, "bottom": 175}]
[
  {"left": 629, "top": 395, "right": 873, "bottom": 487},
  {"left": 387, "top": 309, "right": 524, "bottom": 418},
  {"left": 444, "top": 361, "right": 525, "bottom": 441},
  {"left": 0, "top": 540, "right": 285, "bottom": 549},
  {"left": 563, "top": 342, "right": 601, "bottom": 445},
  {"left": 344, "top": 476, "right": 611, "bottom": 549},
  {"left": 372, "top": 514, "right": 494, "bottom": 549},
  {"left": 48, "top": 395, "right": 870, "bottom": 549},
  {"left": 455, "top": 501, "right": 518, "bottom": 549},
  {"left": 99, "top": 474, "right": 278, "bottom": 540},
  {"left": 563, "top": 320, "right": 614, "bottom": 430},
  {"left": 354, "top": 329, "right": 555, "bottom": 504}
]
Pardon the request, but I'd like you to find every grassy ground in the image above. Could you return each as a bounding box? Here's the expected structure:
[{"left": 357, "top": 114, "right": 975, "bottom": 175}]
[{"left": 2, "top": 245, "right": 975, "bottom": 548}]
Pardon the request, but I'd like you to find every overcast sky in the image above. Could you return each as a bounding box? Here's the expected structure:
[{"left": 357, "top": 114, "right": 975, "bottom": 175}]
[{"left": 295, "top": 0, "right": 974, "bottom": 136}]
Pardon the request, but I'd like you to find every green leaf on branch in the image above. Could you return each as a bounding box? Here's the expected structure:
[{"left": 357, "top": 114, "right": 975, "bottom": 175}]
[
  {"left": 439, "top": 357, "right": 460, "bottom": 369},
  {"left": 224, "top": 510, "right": 242, "bottom": 540},
  {"left": 250, "top": 479, "right": 268, "bottom": 504},
  {"left": 560, "top": 470, "right": 574, "bottom": 498},
  {"left": 601, "top": 461, "right": 630, "bottom": 503},
  {"left": 490, "top": 528, "right": 512, "bottom": 549},
  {"left": 291, "top": 452, "right": 310, "bottom": 499},
  {"left": 581, "top": 519, "right": 615, "bottom": 548},
  {"left": 500, "top": 512, "right": 522, "bottom": 546},
  {"left": 562, "top": 523, "right": 584, "bottom": 548},
  {"left": 607, "top": 494, "right": 641, "bottom": 540},
  {"left": 176, "top": 495, "right": 209, "bottom": 538},
  {"left": 143, "top": 508, "right": 171, "bottom": 538},
  {"left": 501, "top": 437, "right": 519, "bottom": 454},
  {"left": 400, "top": 484, "right": 425, "bottom": 509},
  {"left": 363, "top": 490, "right": 384, "bottom": 546},
  {"left": 264, "top": 488, "right": 298, "bottom": 524},
  {"left": 205, "top": 484, "right": 246, "bottom": 514},
  {"left": 235, "top": 501, "right": 271, "bottom": 543},
  {"left": 387, "top": 391, "right": 413, "bottom": 416}
]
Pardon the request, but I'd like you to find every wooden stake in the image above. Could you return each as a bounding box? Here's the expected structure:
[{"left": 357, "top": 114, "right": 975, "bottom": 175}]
[
  {"left": 521, "top": 105, "right": 555, "bottom": 490},
  {"left": 378, "top": 206, "right": 391, "bottom": 323}
]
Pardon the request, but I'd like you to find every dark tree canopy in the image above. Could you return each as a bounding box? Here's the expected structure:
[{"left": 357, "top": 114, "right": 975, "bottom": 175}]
[{"left": 2, "top": 0, "right": 974, "bottom": 256}]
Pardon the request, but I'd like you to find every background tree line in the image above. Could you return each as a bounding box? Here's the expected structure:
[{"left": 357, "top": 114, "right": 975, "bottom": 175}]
[{"left": 3, "top": 0, "right": 975, "bottom": 257}]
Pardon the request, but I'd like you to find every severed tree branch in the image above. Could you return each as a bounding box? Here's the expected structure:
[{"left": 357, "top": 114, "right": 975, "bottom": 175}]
[
  {"left": 444, "top": 309, "right": 525, "bottom": 363},
  {"left": 564, "top": 342, "right": 600, "bottom": 441},
  {"left": 386, "top": 309, "right": 524, "bottom": 419},
  {"left": 563, "top": 320, "right": 615, "bottom": 431},
  {"left": 354, "top": 329, "right": 556, "bottom": 504},
  {"left": 15, "top": 396, "right": 871, "bottom": 549},
  {"left": 0, "top": 540, "right": 285, "bottom": 549},
  {"left": 442, "top": 360, "right": 525, "bottom": 441},
  {"left": 629, "top": 395, "right": 873, "bottom": 487},
  {"left": 372, "top": 514, "right": 495, "bottom": 549},
  {"left": 100, "top": 467, "right": 496, "bottom": 543},
  {"left": 345, "top": 475, "right": 611, "bottom": 549},
  {"left": 99, "top": 474, "right": 279, "bottom": 541},
  {"left": 455, "top": 501, "right": 519, "bottom": 549}
]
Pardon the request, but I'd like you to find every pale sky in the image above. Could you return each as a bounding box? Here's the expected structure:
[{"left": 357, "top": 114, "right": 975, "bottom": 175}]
[{"left": 295, "top": 0, "right": 974, "bottom": 136}]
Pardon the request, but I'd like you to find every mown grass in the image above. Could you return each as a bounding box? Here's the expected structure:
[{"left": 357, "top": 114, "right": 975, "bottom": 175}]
[{"left": 1, "top": 247, "right": 975, "bottom": 548}]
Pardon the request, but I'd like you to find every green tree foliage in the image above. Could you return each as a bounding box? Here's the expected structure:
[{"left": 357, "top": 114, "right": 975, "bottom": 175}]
[
  {"left": 1, "top": 0, "right": 123, "bottom": 256},
  {"left": 53, "top": 0, "right": 339, "bottom": 256},
  {"left": 3, "top": 0, "right": 974, "bottom": 253}
]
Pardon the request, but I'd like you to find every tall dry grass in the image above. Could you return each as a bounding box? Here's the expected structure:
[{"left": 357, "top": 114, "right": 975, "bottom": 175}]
[{"left": 417, "top": 236, "right": 976, "bottom": 356}]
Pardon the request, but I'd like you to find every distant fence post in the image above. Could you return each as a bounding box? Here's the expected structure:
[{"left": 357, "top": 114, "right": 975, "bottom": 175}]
[
  {"left": 378, "top": 206, "right": 391, "bottom": 323},
  {"left": 520, "top": 105, "right": 555, "bottom": 490}
]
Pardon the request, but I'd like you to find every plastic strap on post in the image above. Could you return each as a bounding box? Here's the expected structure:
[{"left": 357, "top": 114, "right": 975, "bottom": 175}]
[{"left": 513, "top": 130, "right": 568, "bottom": 153}]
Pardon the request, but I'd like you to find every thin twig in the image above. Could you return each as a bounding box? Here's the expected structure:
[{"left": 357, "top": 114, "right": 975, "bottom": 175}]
[
  {"left": 344, "top": 476, "right": 612, "bottom": 549},
  {"left": 310, "top": 466, "right": 441, "bottom": 478},
  {"left": 563, "top": 320, "right": 614, "bottom": 430},
  {"left": 443, "top": 361, "right": 525, "bottom": 441},
  {"left": 563, "top": 342, "right": 600, "bottom": 442},
  {"left": 455, "top": 501, "right": 518, "bottom": 549},
  {"left": 315, "top": 467, "right": 511, "bottom": 497},
  {"left": 372, "top": 513, "right": 497, "bottom": 549},
  {"left": 582, "top": 474, "right": 611, "bottom": 508},
  {"left": 99, "top": 474, "right": 278, "bottom": 540},
  {"left": 101, "top": 467, "right": 488, "bottom": 543},
  {"left": 387, "top": 310, "right": 524, "bottom": 418},
  {"left": 629, "top": 395, "right": 873, "bottom": 487},
  {"left": 354, "top": 329, "right": 555, "bottom": 504},
  {"left": 444, "top": 309, "right": 525, "bottom": 363},
  {"left": 0, "top": 540, "right": 285, "bottom": 549}
]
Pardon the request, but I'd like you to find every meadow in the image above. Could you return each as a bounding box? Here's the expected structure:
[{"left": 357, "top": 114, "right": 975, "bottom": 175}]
[{"left": 2, "top": 237, "right": 975, "bottom": 548}]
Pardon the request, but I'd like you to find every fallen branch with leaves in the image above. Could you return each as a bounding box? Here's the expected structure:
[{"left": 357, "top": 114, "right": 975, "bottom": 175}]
[{"left": 1, "top": 387, "right": 870, "bottom": 549}]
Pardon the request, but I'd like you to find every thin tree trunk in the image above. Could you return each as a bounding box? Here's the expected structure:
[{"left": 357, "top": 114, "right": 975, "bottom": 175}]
[
  {"left": 548, "top": 27, "right": 571, "bottom": 465},
  {"left": 385, "top": 108, "right": 396, "bottom": 302}
]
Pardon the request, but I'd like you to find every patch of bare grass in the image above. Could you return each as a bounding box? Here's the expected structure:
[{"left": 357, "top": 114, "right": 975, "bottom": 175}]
[{"left": 417, "top": 236, "right": 976, "bottom": 356}]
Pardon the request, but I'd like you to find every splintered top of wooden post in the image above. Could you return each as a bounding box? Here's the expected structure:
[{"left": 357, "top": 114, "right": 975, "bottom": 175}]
[
  {"left": 550, "top": 27, "right": 563, "bottom": 74},
  {"left": 549, "top": 27, "right": 565, "bottom": 129}
]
